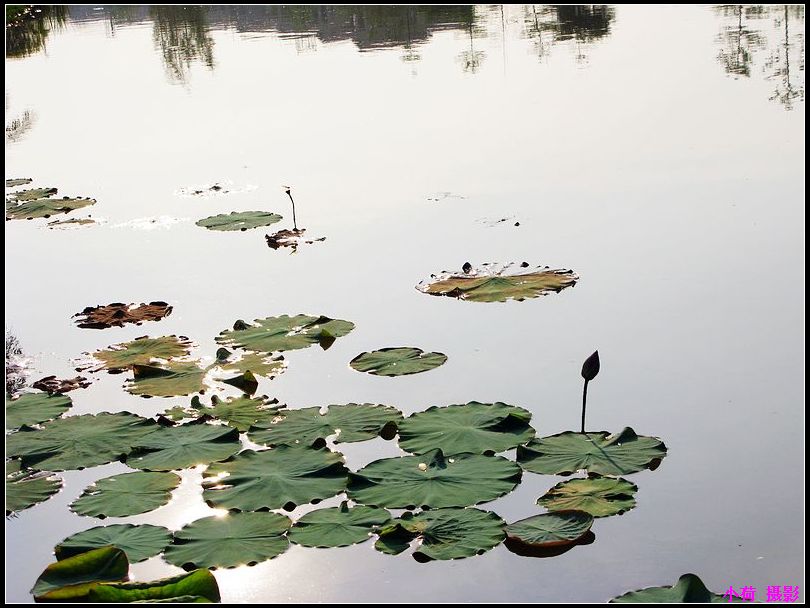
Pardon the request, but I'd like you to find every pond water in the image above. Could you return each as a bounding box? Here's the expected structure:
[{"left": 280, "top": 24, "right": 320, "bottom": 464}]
[{"left": 5, "top": 4, "right": 805, "bottom": 603}]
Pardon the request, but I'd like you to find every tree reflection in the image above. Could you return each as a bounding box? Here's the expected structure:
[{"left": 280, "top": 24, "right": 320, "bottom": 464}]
[
  {"left": 150, "top": 6, "right": 215, "bottom": 83},
  {"left": 5, "top": 6, "right": 67, "bottom": 58},
  {"left": 522, "top": 5, "right": 615, "bottom": 62}
]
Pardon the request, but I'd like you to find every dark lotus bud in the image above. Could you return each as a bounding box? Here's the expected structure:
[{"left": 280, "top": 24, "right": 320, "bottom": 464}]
[
  {"left": 581, "top": 351, "right": 600, "bottom": 381},
  {"left": 462, "top": 262, "right": 473, "bottom": 274}
]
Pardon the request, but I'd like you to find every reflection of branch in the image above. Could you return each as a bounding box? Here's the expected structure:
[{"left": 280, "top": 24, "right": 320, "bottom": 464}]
[{"left": 5, "top": 110, "right": 36, "bottom": 143}]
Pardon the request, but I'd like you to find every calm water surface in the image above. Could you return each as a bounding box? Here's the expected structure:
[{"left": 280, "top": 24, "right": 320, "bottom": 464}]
[{"left": 5, "top": 5, "right": 805, "bottom": 603}]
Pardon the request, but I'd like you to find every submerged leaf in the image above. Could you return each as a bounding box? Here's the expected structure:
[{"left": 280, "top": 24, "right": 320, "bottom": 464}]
[
  {"left": 5, "top": 391, "right": 72, "bottom": 430},
  {"left": 31, "top": 546, "right": 129, "bottom": 600},
  {"left": 196, "top": 210, "right": 283, "bottom": 231},
  {"left": 537, "top": 475, "right": 637, "bottom": 517},
  {"left": 248, "top": 403, "right": 402, "bottom": 447},
  {"left": 203, "top": 446, "right": 348, "bottom": 511},
  {"left": 92, "top": 336, "right": 193, "bottom": 372},
  {"left": 349, "top": 347, "right": 447, "bottom": 377},
  {"left": 126, "top": 362, "right": 209, "bottom": 398},
  {"left": 70, "top": 471, "right": 181, "bottom": 518},
  {"left": 6, "top": 460, "right": 62, "bottom": 514},
  {"left": 517, "top": 428, "right": 667, "bottom": 476},
  {"left": 289, "top": 502, "right": 391, "bottom": 548},
  {"left": 73, "top": 302, "right": 173, "bottom": 330},
  {"left": 348, "top": 449, "right": 522, "bottom": 508},
  {"left": 126, "top": 423, "right": 240, "bottom": 471},
  {"left": 417, "top": 263, "right": 578, "bottom": 303},
  {"left": 164, "top": 512, "right": 291, "bottom": 570},
  {"left": 55, "top": 524, "right": 172, "bottom": 563},
  {"left": 216, "top": 314, "right": 355, "bottom": 354},
  {"left": 397, "top": 401, "right": 535, "bottom": 456},
  {"left": 31, "top": 375, "right": 91, "bottom": 394},
  {"left": 88, "top": 569, "right": 220, "bottom": 603},
  {"left": 611, "top": 573, "right": 731, "bottom": 603}
]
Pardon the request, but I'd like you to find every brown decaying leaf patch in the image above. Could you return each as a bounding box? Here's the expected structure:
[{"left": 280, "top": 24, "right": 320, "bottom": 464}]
[
  {"left": 73, "top": 302, "right": 173, "bottom": 329},
  {"left": 265, "top": 228, "right": 326, "bottom": 251},
  {"left": 32, "top": 375, "right": 91, "bottom": 394}
]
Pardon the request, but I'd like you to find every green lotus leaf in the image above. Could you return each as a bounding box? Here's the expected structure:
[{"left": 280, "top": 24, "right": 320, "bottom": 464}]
[
  {"left": 8, "top": 187, "right": 56, "bottom": 200},
  {"left": 93, "top": 336, "right": 193, "bottom": 372},
  {"left": 349, "top": 347, "right": 447, "bottom": 377},
  {"left": 128, "top": 595, "right": 212, "bottom": 603},
  {"left": 348, "top": 449, "right": 522, "bottom": 508},
  {"left": 6, "top": 391, "right": 72, "bottom": 430},
  {"left": 506, "top": 511, "right": 593, "bottom": 548},
  {"left": 160, "top": 405, "right": 193, "bottom": 421},
  {"left": 374, "top": 508, "right": 505, "bottom": 561},
  {"left": 6, "top": 412, "right": 158, "bottom": 471},
  {"left": 216, "top": 314, "right": 355, "bottom": 354},
  {"left": 126, "top": 423, "right": 241, "bottom": 471},
  {"left": 203, "top": 446, "right": 348, "bottom": 511},
  {"left": 397, "top": 401, "right": 535, "bottom": 456},
  {"left": 537, "top": 475, "right": 637, "bottom": 517},
  {"left": 164, "top": 512, "right": 291, "bottom": 569},
  {"left": 70, "top": 471, "right": 181, "bottom": 518},
  {"left": 55, "top": 524, "right": 172, "bottom": 563},
  {"left": 31, "top": 546, "right": 129, "bottom": 601},
  {"left": 289, "top": 501, "right": 391, "bottom": 548},
  {"left": 517, "top": 428, "right": 667, "bottom": 476},
  {"left": 5, "top": 460, "right": 62, "bottom": 514},
  {"left": 6, "top": 195, "right": 96, "bottom": 220},
  {"left": 417, "top": 264, "right": 578, "bottom": 303},
  {"left": 88, "top": 569, "right": 220, "bottom": 603},
  {"left": 220, "top": 370, "right": 258, "bottom": 395},
  {"left": 196, "top": 210, "right": 283, "bottom": 231},
  {"left": 218, "top": 351, "right": 286, "bottom": 378},
  {"left": 611, "top": 573, "right": 732, "bottom": 603},
  {"left": 248, "top": 403, "right": 402, "bottom": 447},
  {"left": 126, "top": 362, "right": 210, "bottom": 398},
  {"left": 6, "top": 178, "right": 32, "bottom": 187},
  {"left": 184, "top": 394, "right": 284, "bottom": 432}
]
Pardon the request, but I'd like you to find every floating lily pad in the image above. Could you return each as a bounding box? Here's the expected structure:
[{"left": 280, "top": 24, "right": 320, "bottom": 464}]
[
  {"left": 203, "top": 446, "right": 348, "bottom": 511},
  {"left": 397, "top": 401, "right": 535, "bottom": 456},
  {"left": 6, "top": 195, "right": 96, "bottom": 220},
  {"left": 88, "top": 569, "right": 220, "bottom": 603},
  {"left": 517, "top": 428, "right": 667, "bottom": 476},
  {"left": 6, "top": 460, "right": 62, "bottom": 514},
  {"left": 349, "top": 347, "right": 447, "bottom": 377},
  {"left": 217, "top": 314, "right": 354, "bottom": 353},
  {"left": 196, "top": 210, "right": 283, "bottom": 232},
  {"left": 348, "top": 449, "right": 522, "bottom": 509},
  {"left": 73, "top": 302, "right": 173, "bottom": 330},
  {"left": 219, "top": 370, "right": 258, "bottom": 395},
  {"left": 126, "top": 362, "right": 209, "bottom": 398},
  {"left": 164, "top": 512, "right": 291, "bottom": 570},
  {"left": 6, "top": 178, "right": 32, "bottom": 187},
  {"left": 31, "top": 546, "right": 129, "bottom": 601},
  {"left": 611, "top": 573, "right": 730, "bottom": 603},
  {"left": 374, "top": 508, "right": 505, "bottom": 561},
  {"left": 31, "top": 375, "right": 91, "bottom": 394},
  {"left": 8, "top": 187, "right": 57, "bottom": 200},
  {"left": 289, "top": 501, "right": 391, "bottom": 548},
  {"left": 188, "top": 395, "right": 284, "bottom": 432},
  {"left": 6, "top": 412, "right": 158, "bottom": 471},
  {"left": 248, "top": 403, "right": 402, "bottom": 447},
  {"left": 506, "top": 511, "right": 594, "bottom": 549},
  {"left": 70, "top": 471, "right": 181, "bottom": 518},
  {"left": 93, "top": 336, "right": 193, "bottom": 372},
  {"left": 126, "top": 423, "right": 240, "bottom": 471},
  {"left": 6, "top": 391, "right": 72, "bottom": 430},
  {"left": 218, "top": 351, "right": 286, "bottom": 378},
  {"left": 55, "top": 524, "right": 172, "bottom": 563},
  {"left": 417, "top": 263, "right": 578, "bottom": 303},
  {"left": 537, "top": 475, "right": 637, "bottom": 517}
]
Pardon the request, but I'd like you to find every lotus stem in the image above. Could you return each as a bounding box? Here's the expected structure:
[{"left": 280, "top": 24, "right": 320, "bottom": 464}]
[
  {"left": 581, "top": 379, "right": 589, "bottom": 434},
  {"left": 285, "top": 188, "right": 297, "bottom": 230}
]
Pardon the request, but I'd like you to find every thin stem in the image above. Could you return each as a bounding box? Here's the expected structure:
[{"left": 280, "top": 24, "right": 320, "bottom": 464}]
[
  {"left": 581, "top": 379, "right": 589, "bottom": 433},
  {"left": 286, "top": 189, "right": 297, "bottom": 230}
]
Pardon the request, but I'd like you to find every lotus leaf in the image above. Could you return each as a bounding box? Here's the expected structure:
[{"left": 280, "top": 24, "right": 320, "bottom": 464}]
[
  {"left": 248, "top": 403, "right": 402, "bottom": 447},
  {"left": 611, "top": 573, "right": 731, "bottom": 603},
  {"left": 126, "top": 423, "right": 240, "bottom": 471},
  {"left": 517, "top": 428, "right": 667, "bottom": 476},
  {"left": 6, "top": 178, "right": 32, "bottom": 187},
  {"left": 374, "top": 508, "right": 505, "bottom": 561},
  {"left": 216, "top": 314, "right": 354, "bottom": 353},
  {"left": 189, "top": 395, "right": 284, "bottom": 432},
  {"left": 73, "top": 302, "right": 173, "bottom": 329},
  {"left": 265, "top": 228, "right": 325, "bottom": 251},
  {"left": 6, "top": 412, "right": 158, "bottom": 471},
  {"left": 218, "top": 351, "right": 286, "bottom": 378},
  {"left": 6, "top": 460, "right": 62, "bottom": 514},
  {"left": 349, "top": 347, "right": 447, "bottom": 377},
  {"left": 31, "top": 375, "right": 91, "bottom": 394},
  {"left": 126, "top": 362, "right": 209, "bottom": 398},
  {"left": 164, "top": 512, "right": 291, "bottom": 569},
  {"left": 220, "top": 370, "right": 258, "bottom": 394},
  {"left": 203, "top": 446, "right": 348, "bottom": 511},
  {"left": 6, "top": 195, "right": 96, "bottom": 220},
  {"left": 31, "top": 546, "right": 129, "bottom": 601},
  {"left": 70, "top": 471, "right": 181, "bottom": 518},
  {"left": 348, "top": 449, "right": 522, "bottom": 508},
  {"left": 93, "top": 336, "right": 193, "bottom": 372},
  {"left": 417, "top": 263, "right": 578, "bottom": 303},
  {"left": 537, "top": 475, "right": 637, "bottom": 517},
  {"left": 6, "top": 391, "right": 72, "bottom": 430},
  {"left": 56, "top": 524, "right": 172, "bottom": 563},
  {"left": 196, "top": 210, "right": 283, "bottom": 231},
  {"left": 8, "top": 187, "right": 57, "bottom": 200},
  {"left": 505, "top": 511, "right": 594, "bottom": 548},
  {"left": 397, "top": 401, "right": 535, "bottom": 456},
  {"left": 289, "top": 501, "right": 391, "bottom": 548},
  {"left": 88, "top": 569, "right": 220, "bottom": 603}
]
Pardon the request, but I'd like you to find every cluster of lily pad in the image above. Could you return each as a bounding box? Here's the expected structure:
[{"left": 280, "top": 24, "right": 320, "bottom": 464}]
[{"left": 5, "top": 178, "right": 96, "bottom": 221}]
